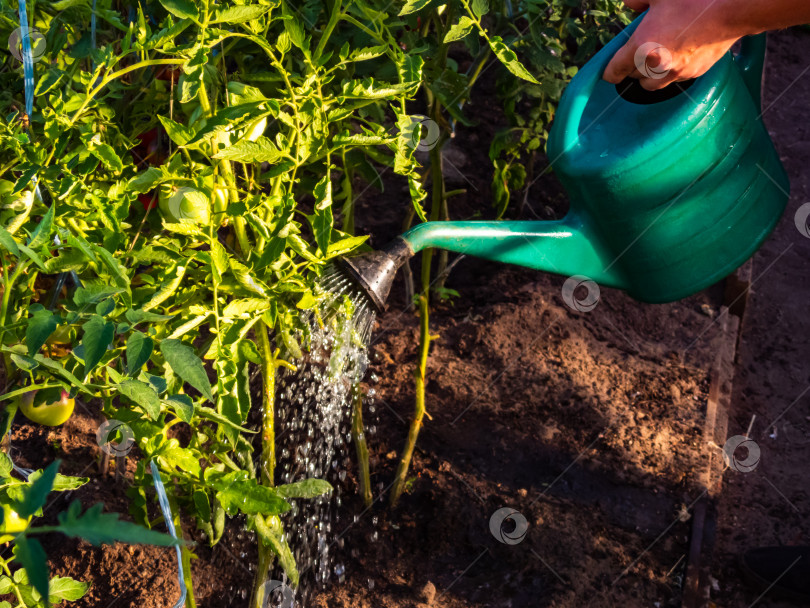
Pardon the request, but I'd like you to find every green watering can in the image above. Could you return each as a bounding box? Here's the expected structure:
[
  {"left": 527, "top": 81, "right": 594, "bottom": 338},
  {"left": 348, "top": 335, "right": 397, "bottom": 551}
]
[{"left": 340, "top": 14, "right": 790, "bottom": 312}]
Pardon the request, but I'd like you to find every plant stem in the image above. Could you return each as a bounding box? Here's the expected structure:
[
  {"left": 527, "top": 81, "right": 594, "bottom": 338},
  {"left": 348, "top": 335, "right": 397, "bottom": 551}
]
[
  {"left": 351, "top": 388, "right": 372, "bottom": 507},
  {"left": 390, "top": 106, "right": 445, "bottom": 507},
  {"left": 0, "top": 555, "right": 27, "bottom": 608},
  {"left": 251, "top": 324, "right": 276, "bottom": 606}
]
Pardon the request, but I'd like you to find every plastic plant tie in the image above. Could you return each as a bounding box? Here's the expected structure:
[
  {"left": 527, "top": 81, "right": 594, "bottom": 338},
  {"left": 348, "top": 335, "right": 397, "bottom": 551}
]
[
  {"left": 91, "top": 0, "right": 97, "bottom": 51},
  {"left": 16, "top": 0, "right": 35, "bottom": 118},
  {"left": 150, "top": 460, "right": 188, "bottom": 608}
]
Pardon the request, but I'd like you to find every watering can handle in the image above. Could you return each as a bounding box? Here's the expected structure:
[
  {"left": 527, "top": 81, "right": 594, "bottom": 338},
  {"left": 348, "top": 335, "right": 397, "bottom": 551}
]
[
  {"left": 734, "top": 34, "right": 766, "bottom": 108},
  {"left": 552, "top": 13, "right": 767, "bottom": 155}
]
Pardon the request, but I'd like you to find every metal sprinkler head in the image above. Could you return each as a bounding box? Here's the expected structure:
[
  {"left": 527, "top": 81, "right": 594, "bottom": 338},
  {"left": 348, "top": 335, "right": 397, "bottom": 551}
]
[{"left": 337, "top": 238, "right": 414, "bottom": 313}]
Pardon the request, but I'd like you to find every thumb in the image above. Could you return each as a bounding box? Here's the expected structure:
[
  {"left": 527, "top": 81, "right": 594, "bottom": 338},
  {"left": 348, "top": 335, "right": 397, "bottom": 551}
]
[{"left": 602, "top": 41, "right": 637, "bottom": 84}]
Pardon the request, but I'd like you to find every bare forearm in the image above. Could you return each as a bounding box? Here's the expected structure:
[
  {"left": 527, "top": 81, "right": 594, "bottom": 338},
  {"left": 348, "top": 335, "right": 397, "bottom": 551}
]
[{"left": 728, "top": 0, "right": 810, "bottom": 36}]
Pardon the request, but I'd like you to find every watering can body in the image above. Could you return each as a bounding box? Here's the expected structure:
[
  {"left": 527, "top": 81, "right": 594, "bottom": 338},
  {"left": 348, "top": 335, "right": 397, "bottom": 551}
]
[{"left": 400, "top": 14, "right": 789, "bottom": 303}]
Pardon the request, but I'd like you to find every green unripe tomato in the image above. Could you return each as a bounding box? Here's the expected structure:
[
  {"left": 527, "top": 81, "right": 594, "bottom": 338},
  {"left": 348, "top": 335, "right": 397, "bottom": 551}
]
[
  {"left": 158, "top": 186, "right": 210, "bottom": 224},
  {"left": 18, "top": 388, "right": 75, "bottom": 427},
  {"left": 0, "top": 505, "right": 31, "bottom": 543}
]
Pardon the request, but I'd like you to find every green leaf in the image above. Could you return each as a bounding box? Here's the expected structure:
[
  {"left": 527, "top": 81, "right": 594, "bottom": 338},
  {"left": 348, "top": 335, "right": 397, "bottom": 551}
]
[
  {"left": 81, "top": 315, "right": 115, "bottom": 377},
  {"left": 347, "top": 45, "right": 387, "bottom": 62},
  {"left": 57, "top": 501, "right": 179, "bottom": 546},
  {"left": 213, "top": 5, "right": 271, "bottom": 23},
  {"left": 275, "top": 479, "right": 333, "bottom": 499},
  {"left": 325, "top": 235, "right": 368, "bottom": 257},
  {"left": 253, "top": 514, "right": 298, "bottom": 586},
  {"left": 283, "top": 16, "right": 306, "bottom": 51},
  {"left": 44, "top": 249, "right": 89, "bottom": 273},
  {"left": 166, "top": 394, "right": 194, "bottom": 423},
  {"left": 488, "top": 36, "right": 539, "bottom": 83},
  {"left": 399, "top": 0, "right": 431, "bottom": 15},
  {"left": 157, "top": 115, "right": 194, "bottom": 147},
  {"left": 48, "top": 473, "right": 89, "bottom": 491},
  {"left": 14, "top": 536, "right": 48, "bottom": 600},
  {"left": 49, "top": 576, "right": 89, "bottom": 602},
  {"left": 192, "top": 489, "right": 210, "bottom": 521},
  {"left": 214, "top": 478, "right": 290, "bottom": 516},
  {"left": 159, "top": 0, "right": 198, "bottom": 20},
  {"left": 160, "top": 339, "right": 214, "bottom": 402},
  {"left": 128, "top": 167, "right": 165, "bottom": 194},
  {"left": 126, "top": 309, "right": 174, "bottom": 325},
  {"left": 229, "top": 259, "right": 270, "bottom": 297},
  {"left": 222, "top": 298, "right": 269, "bottom": 318},
  {"left": 311, "top": 174, "right": 333, "bottom": 253},
  {"left": 212, "top": 137, "right": 283, "bottom": 163},
  {"left": 126, "top": 332, "right": 154, "bottom": 376},
  {"left": 14, "top": 460, "right": 59, "bottom": 518},
  {"left": 26, "top": 305, "right": 57, "bottom": 356},
  {"left": 0, "top": 453, "right": 12, "bottom": 478},
  {"left": 27, "top": 205, "right": 54, "bottom": 250},
  {"left": 118, "top": 379, "right": 161, "bottom": 420},
  {"left": 0, "top": 226, "right": 19, "bottom": 257},
  {"left": 471, "top": 0, "right": 489, "bottom": 18},
  {"left": 91, "top": 245, "right": 131, "bottom": 290},
  {"left": 444, "top": 16, "right": 475, "bottom": 43},
  {"left": 90, "top": 143, "right": 124, "bottom": 173},
  {"left": 17, "top": 244, "right": 44, "bottom": 270}
]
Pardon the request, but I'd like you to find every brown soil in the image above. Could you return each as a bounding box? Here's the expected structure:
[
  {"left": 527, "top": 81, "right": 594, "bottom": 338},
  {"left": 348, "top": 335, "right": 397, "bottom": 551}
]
[{"left": 4, "top": 26, "right": 807, "bottom": 608}]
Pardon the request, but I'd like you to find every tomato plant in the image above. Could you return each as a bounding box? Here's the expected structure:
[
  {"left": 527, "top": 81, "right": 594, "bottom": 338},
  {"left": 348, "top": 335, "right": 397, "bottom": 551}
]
[{"left": 0, "top": 0, "right": 631, "bottom": 604}]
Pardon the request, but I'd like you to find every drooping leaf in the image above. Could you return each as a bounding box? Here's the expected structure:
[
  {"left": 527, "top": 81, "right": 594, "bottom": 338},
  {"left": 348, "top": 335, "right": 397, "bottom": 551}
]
[
  {"left": 0, "top": 226, "right": 19, "bottom": 257},
  {"left": 444, "top": 16, "right": 475, "bottom": 43},
  {"left": 25, "top": 305, "right": 57, "bottom": 356},
  {"left": 275, "top": 479, "right": 333, "bottom": 499},
  {"left": 166, "top": 394, "right": 194, "bottom": 423},
  {"left": 13, "top": 536, "right": 48, "bottom": 600},
  {"left": 126, "top": 332, "right": 154, "bottom": 375},
  {"left": 81, "top": 315, "right": 115, "bottom": 377},
  {"left": 14, "top": 460, "right": 59, "bottom": 518},
  {"left": 118, "top": 379, "right": 161, "bottom": 420},
  {"left": 214, "top": 478, "right": 290, "bottom": 516},
  {"left": 487, "top": 36, "right": 540, "bottom": 83},
  {"left": 160, "top": 339, "right": 214, "bottom": 402},
  {"left": 56, "top": 500, "right": 179, "bottom": 546},
  {"left": 27, "top": 205, "right": 54, "bottom": 250}
]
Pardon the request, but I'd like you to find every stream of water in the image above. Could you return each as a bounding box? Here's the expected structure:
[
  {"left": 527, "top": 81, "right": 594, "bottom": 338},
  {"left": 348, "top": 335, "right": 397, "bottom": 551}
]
[{"left": 270, "top": 264, "right": 377, "bottom": 606}]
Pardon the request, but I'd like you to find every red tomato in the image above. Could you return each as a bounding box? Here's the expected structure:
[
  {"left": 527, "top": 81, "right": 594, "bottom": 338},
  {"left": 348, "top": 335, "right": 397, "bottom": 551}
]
[
  {"left": 139, "top": 192, "right": 157, "bottom": 211},
  {"left": 156, "top": 66, "right": 180, "bottom": 83}
]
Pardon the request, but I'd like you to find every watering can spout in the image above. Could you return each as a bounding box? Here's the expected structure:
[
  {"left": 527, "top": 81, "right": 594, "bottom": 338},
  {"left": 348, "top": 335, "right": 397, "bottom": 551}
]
[
  {"left": 339, "top": 216, "right": 626, "bottom": 313},
  {"left": 401, "top": 217, "right": 625, "bottom": 288}
]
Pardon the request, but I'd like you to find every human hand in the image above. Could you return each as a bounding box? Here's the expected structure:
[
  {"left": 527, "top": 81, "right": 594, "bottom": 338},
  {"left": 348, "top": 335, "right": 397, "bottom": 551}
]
[{"left": 603, "top": 0, "right": 744, "bottom": 90}]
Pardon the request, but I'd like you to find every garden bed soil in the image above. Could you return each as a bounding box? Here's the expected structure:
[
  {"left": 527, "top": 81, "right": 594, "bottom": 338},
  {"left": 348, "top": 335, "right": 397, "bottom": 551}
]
[{"left": 5, "top": 26, "right": 809, "bottom": 608}]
